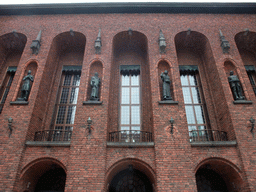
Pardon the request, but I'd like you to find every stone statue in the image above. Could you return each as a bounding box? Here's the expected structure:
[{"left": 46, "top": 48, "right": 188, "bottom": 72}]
[
  {"left": 161, "top": 70, "right": 172, "bottom": 100},
  {"left": 228, "top": 71, "right": 244, "bottom": 100},
  {"left": 18, "top": 70, "right": 34, "bottom": 101},
  {"left": 90, "top": 72, "right": 100, "bottom": 101}
]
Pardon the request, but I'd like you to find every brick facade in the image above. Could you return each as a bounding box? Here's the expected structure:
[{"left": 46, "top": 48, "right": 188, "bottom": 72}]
[{"left": 0, "top": 3, "right": 256, "bottom": 192}]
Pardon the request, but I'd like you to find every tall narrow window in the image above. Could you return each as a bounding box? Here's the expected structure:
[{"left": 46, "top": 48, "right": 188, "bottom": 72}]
[
  {"left": 180, "top": 66, "right": 209, "bottom": 142},
  {"left": 245, "top": 66, "right": 256, "bottom": 96},
  {"left": 120, "top": 65, "right": 141, "bottom": 142},
  {"left": 0, "top": 67, "right": 16, "bottom": 114},
  {"left": 52, "top": 66, "right": 81, "bottom": 141}
]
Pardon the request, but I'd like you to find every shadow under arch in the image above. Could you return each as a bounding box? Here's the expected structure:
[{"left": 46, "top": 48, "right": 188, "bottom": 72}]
[
  {"left": 175, "top": 30, "right": 236, "bottom": 141},
  {"left": 25, "top": 30, "right": 86, "bottom": 141},
  {"left": 107, "top": 30, "right": 153, "bottom": 141},
  {"left": 18, "top": 157, "right": 67, "bottom": 192},
  {"left": 195, "top": 157, "right": 248, "bottom": 192},
  {"left": 105, "top": 158, "right": 156, "bottom": 192}
]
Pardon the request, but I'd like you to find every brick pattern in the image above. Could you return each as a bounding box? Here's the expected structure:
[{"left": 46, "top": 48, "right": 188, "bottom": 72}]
[{"left": 0, "top": 13, "right": 255, "bottom": 191}]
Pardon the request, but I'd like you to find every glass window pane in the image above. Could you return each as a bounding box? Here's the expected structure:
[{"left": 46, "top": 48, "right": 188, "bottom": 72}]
[
  {"left": 182, "top": 87, "right": 192, "bottom": 104},
  {"left": 191, "top": 87, "right": 201, "bottom": 104},
  {"left": 131, "top": 106, "right": 140, "bottom": 124},
  {"left": 56, "top": 106, "right": 66, "bottom": 124},
  {"left": 131, "top": 87, "right": 139, "bottom": 104},
  {"left": 121, "top": 106, "right": 130, "bottom": 124},
  {"left": 60, "top": 88, "right": 69, "bottom": 104},
  {"left": 63, "top": 74, "right": 72, "bottom": 86},
  {"left": 131, "top": 126, "right": 140, "bottom": 131},
  {"left": 122, "top": 75, "right": 129, "bottom": 86},
  {"left": 194, "top": 106, "right": 205, "bottom": 124},
  {"left": 121, "top": 126, "right": 129, "bottom": 130},
  {"left": 180, "top": 75, "right": 189, "bottom": 86},
  {"left": 189, "top": 74, "right": 197, "bottom": 86},
  {"left": 72, "top": 74, "right": 81, "bottom": 86},
  {"left": 131, "top": 75, "right": 139, "bottom": 86},
  {"left": 66, "top": 106, "right": 76, "bottom": 124},
  {"left": 121, "top": 87, "right": 130, "bottom": 104},
  {"left": 185, "top": 106, "right": 196, "bottom": 124},
  {"left": 69, "top": 87, "right": 79, "bottom": 104}
]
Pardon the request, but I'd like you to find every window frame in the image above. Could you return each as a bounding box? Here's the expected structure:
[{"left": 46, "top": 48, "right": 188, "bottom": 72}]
[
  {"left": 52, "top": 70, "right": 81, "bottom": 134},
  {"left": 180, "top": 66, "right": 211, "bottom": 141},
  {"left": 0, "top": 70, "right": 16, "bottom": 114}
]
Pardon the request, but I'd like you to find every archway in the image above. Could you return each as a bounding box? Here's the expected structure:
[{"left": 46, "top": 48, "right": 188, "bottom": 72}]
[
  {"left": 195, "top": 158, "right": 247, "bottom": 192},
  {"left": 109, "top": 166, "right": 153, "bottom": 192},
  {"left": 106, "top": 158, "right": 156, "bottom": 192},
  {"left": 18, "top": 158, "right": 67, "bottom": 192}
]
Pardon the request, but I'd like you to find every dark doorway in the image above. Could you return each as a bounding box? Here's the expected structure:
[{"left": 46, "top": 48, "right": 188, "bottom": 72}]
[
  {"left": 109, "top": 168, "right": 153, "bottom": 192},
  {"left": 34, "top": 167, "right": 66, "bottom": 192},
  {"left": 196, "top": 168, "right": 229, "bottom": 192}
]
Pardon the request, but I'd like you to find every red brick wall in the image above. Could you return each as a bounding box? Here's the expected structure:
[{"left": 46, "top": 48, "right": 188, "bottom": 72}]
[{"left": 0, "top": 13, "right": 255, "bottom": 192}]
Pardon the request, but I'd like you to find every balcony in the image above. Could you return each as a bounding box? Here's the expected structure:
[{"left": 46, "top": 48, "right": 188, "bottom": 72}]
[
  {"left": 25, "top": 130, "right": 72, "bottom": 147},
  {"left": 107, "top": 130, "right": 154, "bottom": 147},
  {"left": 189, "top": 129, "right": 237, "bottom": 147}
]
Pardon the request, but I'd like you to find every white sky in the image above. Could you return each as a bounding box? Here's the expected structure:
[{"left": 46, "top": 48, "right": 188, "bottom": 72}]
[{"left": 0, "top": 0, "right": 254, "bottom": 5}]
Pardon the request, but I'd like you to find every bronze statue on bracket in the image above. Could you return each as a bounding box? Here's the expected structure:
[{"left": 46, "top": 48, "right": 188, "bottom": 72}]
[
  {"left": 90, "top": 72, "right": 100, "bottom": 101},
  {"left": 161, "top": 70, "right": 172, "bottom": 100},
  {"left": 228, "top": 71, "right": 244, "bottom": 100},
  {"left": 17, "top": 70, "right": 34, "bottom": 101}
]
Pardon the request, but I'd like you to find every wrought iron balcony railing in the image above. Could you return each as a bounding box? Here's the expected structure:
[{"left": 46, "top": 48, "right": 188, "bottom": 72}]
[
  {"left": 189, "top": 129, "right": 228, "bottom": 142},
  {"left": 34, "top": 130, "right": 72, "bottom": 142},
  {"left": 109, "top": 130, "right": 153, "bottom": 142}
]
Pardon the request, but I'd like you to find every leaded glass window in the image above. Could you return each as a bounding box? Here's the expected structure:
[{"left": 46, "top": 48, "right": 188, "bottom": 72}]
[
  {"left": 0, "top": 71, "right": 15, "bottom": 114},
  {"left": 120, "top": 66, "right": 141, "bottom": 142},
  {"left": 247, "top": 71, "right": 256, "bottom": 96},
  {"left": 53, "top": 70, "right": 81, "bottom": 139},
  {"left": 180, "top": 68, "right": 209, "bottom": 142}
]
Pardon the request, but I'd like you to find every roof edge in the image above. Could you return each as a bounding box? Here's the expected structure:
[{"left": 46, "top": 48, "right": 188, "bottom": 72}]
[{"left": 0, "top": 3, "right": 256, "bottom": 15}]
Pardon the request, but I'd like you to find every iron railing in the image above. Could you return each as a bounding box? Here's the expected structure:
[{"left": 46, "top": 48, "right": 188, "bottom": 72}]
[
  {"left": 109, "top": 130, "right": 153, "bottom": 142},
  {"left": 189, "top": 129, "right": 228, "bottom": 142},
  {"left": 34, "top": 130, "right": 72, "bottom": 142}
]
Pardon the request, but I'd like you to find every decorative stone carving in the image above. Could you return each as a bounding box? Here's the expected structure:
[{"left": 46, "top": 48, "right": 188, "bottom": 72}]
[
  {"left": 161, "top": 70, "right": 172, "bottom": 100},
  {"left": 159, "top": 29, "right": 166, "bottom": 54},
  {"left": 228, "top": 71, "right": 244, "bottom": 100},
  {"left": 95, "top": 29, "right": 102, "bottom": 54},
  {"left": 30, "top": 30, "right": 42, "bottom": 55},
  {"left": 17, "top": 70, "right": 34, "bottom": 101},
  {"left": 219, "top": 30, "right": 230, "bottom": 53},
  {"left": 90, "top": 72, "right": 100, "bottom": 101}
]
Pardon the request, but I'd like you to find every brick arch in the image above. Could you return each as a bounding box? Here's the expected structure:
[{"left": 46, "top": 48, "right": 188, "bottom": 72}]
[
  {"left": 105, "top": 158, "right": 156, "bottom": 191},
  {"left": 18, "top": 157, "right": 67, "bottom": 192},
  {"left": 0, "top": 32, "right": 27, "bottom": 90},
  {"left": 195, "top": 157, "right": 249, "bottom": 192},
  {"left": 108, "top": 29, "right": 153, "bottom": 136}
]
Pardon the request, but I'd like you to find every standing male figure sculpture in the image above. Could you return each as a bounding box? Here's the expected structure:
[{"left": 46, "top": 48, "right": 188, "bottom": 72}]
[
  {"left": 18, "top": 70, "right": 34, "bottom": 101},
  {"left": 90, "top": 72, "right": 100, "bottom": 101},
  {"left": 161, "top": 70, "right": 172, "bottom": 100},
  {"left": 228, "top": 71, "right": 244, "bottom": 100}
]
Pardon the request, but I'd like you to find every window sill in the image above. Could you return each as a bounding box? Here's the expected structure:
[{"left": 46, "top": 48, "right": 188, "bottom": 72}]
[
  {"left": 25, "top": 141, "right": 70, "bottom": 147},
  {"left": 107, "top": 142, "right": 154, "bottom": 148},
  {"left": 158, "top": 100, "right": 178, "bottom": 105},
  {"left": 233, "top": 100, "right": 252, "bottom": 104},
  {"left": 191, "top": 141, "right": 237, "bottom": 147},
  {"left": 10, "top": 101, "right": 29, "bottom": 105},
  {"left": 83, "top": 101, "right": 103, "bottom": 105}
]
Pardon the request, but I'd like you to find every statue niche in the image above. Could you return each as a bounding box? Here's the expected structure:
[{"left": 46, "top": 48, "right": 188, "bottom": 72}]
[
  {"left": 89, "top": 72, "right": 100, "bottom": 101},
  {"left": 228, "top": 70, "right": 244, "bottom": 100},
  {"left": 17, "top": 70, "right": 34, "bottom": 101},
  {"left": 160, "top": 70, "right": 172, "bottom": 100}
]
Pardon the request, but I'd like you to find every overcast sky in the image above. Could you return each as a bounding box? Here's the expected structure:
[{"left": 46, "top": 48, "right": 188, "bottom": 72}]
[{"left": 0, "top": 0, "right": 254, "bottom": 5}]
